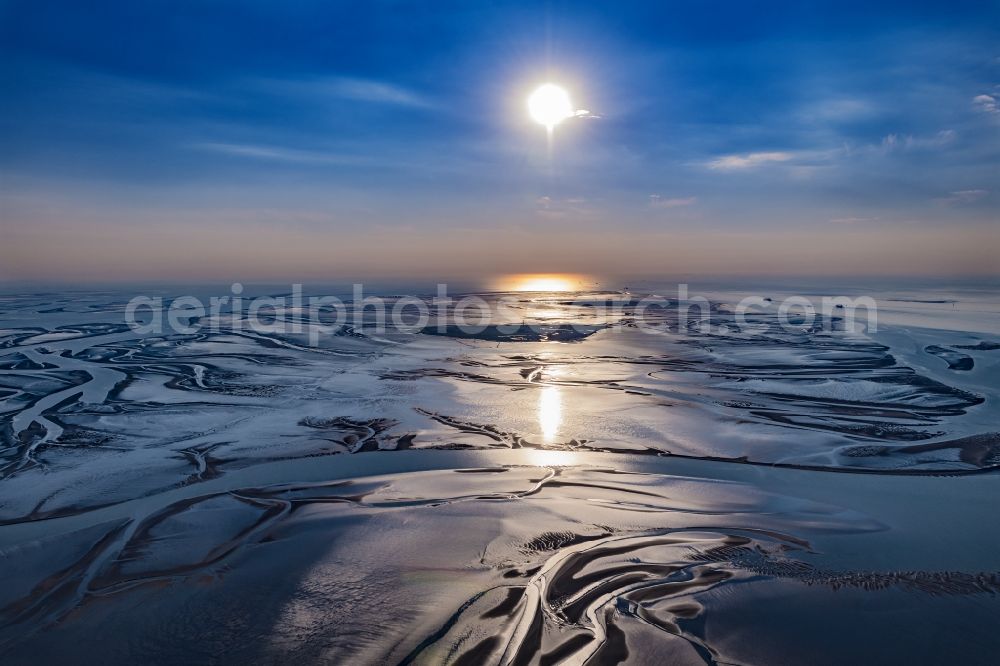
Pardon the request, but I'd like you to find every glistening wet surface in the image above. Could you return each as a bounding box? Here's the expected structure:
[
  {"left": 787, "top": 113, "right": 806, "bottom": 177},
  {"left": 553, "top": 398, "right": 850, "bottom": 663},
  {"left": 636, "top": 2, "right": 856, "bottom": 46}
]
[{"left": 1, "top": 287, "right": 998, "bottom": 664}]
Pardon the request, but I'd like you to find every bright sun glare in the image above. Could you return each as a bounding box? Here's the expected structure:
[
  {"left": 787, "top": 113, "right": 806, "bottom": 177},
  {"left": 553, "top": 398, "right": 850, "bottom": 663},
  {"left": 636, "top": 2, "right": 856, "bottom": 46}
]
[
  {"left": 527, "top": 83, "right": 573, "bottom": 130},
  {"left": 501, "top": 274, "right": 580, "bottom": 292}
]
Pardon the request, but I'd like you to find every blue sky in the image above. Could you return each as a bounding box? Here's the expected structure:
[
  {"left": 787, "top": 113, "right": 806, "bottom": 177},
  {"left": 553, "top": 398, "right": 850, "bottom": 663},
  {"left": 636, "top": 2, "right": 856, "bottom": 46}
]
[{"left": 1, "top": 0, "right": 998, "bottom": 281}]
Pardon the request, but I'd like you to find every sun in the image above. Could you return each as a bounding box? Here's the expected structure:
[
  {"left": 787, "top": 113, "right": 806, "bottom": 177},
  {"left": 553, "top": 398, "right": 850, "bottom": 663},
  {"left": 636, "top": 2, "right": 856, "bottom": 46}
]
[
  {"left": 527, "top": 83, "right": 574, "bottom": 130},
  {"left": 495, "top": 273, "right": 585, "bottom": 292}
]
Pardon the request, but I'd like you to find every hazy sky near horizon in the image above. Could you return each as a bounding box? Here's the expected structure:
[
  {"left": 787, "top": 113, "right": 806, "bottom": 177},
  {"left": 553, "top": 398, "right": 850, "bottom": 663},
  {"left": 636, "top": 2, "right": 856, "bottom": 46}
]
[{"left": 1, "top": 0, "right": 998, "bottom": 282}]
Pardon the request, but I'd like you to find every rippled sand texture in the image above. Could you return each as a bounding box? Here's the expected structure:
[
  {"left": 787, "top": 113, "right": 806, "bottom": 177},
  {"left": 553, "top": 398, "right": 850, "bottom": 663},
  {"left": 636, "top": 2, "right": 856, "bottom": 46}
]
[
  {"left": 2, "top": 458, "right": 999, "bottom": 664},
  {"left": 0, "top": 287, "right": 998, "bottom": 664}
]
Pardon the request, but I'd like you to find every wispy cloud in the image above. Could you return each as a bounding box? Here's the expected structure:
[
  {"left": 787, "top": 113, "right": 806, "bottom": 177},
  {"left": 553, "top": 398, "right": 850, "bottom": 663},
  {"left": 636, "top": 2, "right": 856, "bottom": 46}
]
[
  {"left": 649, "top": 194, "right": 696, "bottom": 208},
  {"left": 707, "top": 152, "right": 794, "bottom": 170},
  {"left": 535, "top": 196, "right": 594, "bottom": 220},
  {"left": 797, "top": 97, "right": 878, "bottom": 122},
  {"left": 939, "top": 189, "right": 989, "bottom": 205},
  {"left": 972, "top": 93, "right": 998, "bottom": 114},
  {"left": 881, "top": 129, "right": 955, "bottom": 151},
  {"left": 193, "top": 142, "right": 366, "bottom": 165},
  {"left": 320, "top": 77, "right": 433, "bottom": 108},
  {"left": 251, "top": 75, "right": 434, "bottom": 109}
]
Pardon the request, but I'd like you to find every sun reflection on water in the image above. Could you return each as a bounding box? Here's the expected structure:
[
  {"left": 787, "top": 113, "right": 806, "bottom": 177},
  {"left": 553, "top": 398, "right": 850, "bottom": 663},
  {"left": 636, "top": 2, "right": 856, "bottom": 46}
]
[
  {"left": 538, "top": 384, "right": 562, "bottom": 443},
  {"left": 523, "top": 449, "right": 578, "bottom": 467}
]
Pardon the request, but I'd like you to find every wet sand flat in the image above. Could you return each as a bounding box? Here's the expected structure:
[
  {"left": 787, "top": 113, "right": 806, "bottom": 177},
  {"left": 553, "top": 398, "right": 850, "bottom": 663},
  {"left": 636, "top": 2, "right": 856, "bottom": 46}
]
[{"left": 1, "top": 286, "right": 998, "bottom": 664}]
